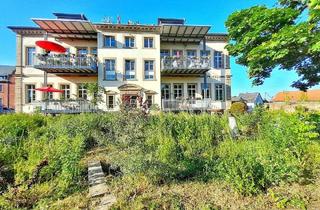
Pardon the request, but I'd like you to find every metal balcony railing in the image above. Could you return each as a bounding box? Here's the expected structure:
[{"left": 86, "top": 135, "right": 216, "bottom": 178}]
[
  {"left": 33, "top": 54, "right": 98, "bottom": 72},
  {"left": 161, "top": 56, "right": 211, "bottom": 71}
]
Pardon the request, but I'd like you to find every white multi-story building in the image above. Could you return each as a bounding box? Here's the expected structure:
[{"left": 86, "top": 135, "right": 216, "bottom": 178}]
[{"left": 9, "top": 13, "right": 231, "bottom": 114}]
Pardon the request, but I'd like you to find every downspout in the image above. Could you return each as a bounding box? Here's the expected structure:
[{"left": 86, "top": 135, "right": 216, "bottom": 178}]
[{"left": 202, "top": 37, "right": 207, "bottom": 99}]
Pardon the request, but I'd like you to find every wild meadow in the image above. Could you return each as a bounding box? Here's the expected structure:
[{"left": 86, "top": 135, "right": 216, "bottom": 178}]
[{"left": 0, "top": 108, "right": 319, "bottom": 209}]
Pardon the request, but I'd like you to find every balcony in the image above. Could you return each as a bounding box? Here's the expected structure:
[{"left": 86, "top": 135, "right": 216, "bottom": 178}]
[
  {"left": 161, "top": 56, "right": 211, "bottom": 75},
  {"left": 33, "top": 54, "right": 98, "bottom": 74},
  {"left": 162, "top": 99, "right": 224, "bottom": 112}
]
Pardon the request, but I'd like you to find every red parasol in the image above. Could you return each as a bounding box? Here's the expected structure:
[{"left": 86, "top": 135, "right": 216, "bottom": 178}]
[
  {"left": 35, "top": 87, "right": 64, "bottom": 93},
  {"left": 36, "top": 41, "right": 66, "bottom": 53}
]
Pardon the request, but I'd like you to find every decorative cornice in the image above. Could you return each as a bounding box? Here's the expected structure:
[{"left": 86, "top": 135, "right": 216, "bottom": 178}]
[
  {"left": 8, "top": 26, "right": 45, "bottom": 36},
  {"left": 94, "top": 24, "right": 161, "bottom": 34},
  {"left": 206, "top": 33, "right": 228, "bottom": 42}
]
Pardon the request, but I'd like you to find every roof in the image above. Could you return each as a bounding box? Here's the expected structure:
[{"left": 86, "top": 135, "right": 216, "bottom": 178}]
[
  {"left": 273, "top": 90, "right": 320, "bottom": 102},
  {"left": 160, "top": 25, "right": 211, "bottom": 43},
  {"left": 0, "top": 65, "right": 15, "bottom": 75},
  {"left": 32, "top": 17, "right": 97, "bottom": 39},
  {"left": 8, "top": 26, "right": 45, "bottom": 35},
  {"left": 238, "top": 92, "right": 261, "bottom": 103}
]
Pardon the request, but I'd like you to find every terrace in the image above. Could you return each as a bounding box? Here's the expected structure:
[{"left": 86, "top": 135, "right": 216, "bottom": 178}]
[
  {"left": 162, "top": 99, "right": 224, "bottom": 112},
  {"left": 26, "top": 99, "right": 98, "bottom": 114}
]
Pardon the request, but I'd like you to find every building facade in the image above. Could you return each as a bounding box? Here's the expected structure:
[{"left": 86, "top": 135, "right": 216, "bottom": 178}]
[
  {"left": 0, "top": 66, "right": 15, "bottom": 111},
  {"left": 9, "top": 13, "right": 231, "bottom": 113}
]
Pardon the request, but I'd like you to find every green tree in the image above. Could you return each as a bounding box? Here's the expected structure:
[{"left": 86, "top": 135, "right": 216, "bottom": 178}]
[{"left": 226, "top": 0, "right": 320, "bottom": 90}]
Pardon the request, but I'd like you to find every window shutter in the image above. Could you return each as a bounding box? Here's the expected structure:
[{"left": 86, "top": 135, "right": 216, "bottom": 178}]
[
  {"left": 221, "top": 53, "right": 225, "bottom": 69},
  {"left": 225, "top": 55, "right": 230, "bottom": 69},
  {"left": 213, "top": 50, "right": 216, "bottom": 68},
  {"left": 226, "top": 85, "right": 231, "bottom": 100}
]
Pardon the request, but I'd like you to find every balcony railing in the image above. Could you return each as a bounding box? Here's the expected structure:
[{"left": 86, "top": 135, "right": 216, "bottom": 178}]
[
  {"left": 31, "top": 99, "right": 98, "bottom": 114},
  {"left": 33, "top": 54, "right": 98, "bottom": 73},
  {"left": 161, "top": 56, "right": 211, "bottom": 71},
  {"left": 162, "top": 99, "right": 223, "bottom": 111}
]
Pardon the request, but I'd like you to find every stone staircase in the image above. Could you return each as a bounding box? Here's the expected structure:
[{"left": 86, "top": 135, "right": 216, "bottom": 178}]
[{"left": 88, "top": 160, "right": 116, "bottom": 210}]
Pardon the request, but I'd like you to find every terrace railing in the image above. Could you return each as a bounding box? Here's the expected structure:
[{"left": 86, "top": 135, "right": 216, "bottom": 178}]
[
  {"left": 161, "top": 56, "right": 211, "bottom": 71},
  {"left": 33, "top": 54, "right": 98, "bottom": 71},
  {"left": 162, "top": 98, "right": 223, "bottom": 112},
  {"left": 36, "top": 99, "right": 98, "bottom": 114}
]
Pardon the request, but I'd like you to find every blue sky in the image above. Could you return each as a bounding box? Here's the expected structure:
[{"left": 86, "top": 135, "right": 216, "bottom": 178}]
[{"left": 1, "top": 0, "right": 317, "bottom": 99}]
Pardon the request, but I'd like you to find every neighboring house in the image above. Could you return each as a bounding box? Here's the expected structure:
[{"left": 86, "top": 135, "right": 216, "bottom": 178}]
[
  {"left": 8, "top": 13, "right": 232, "bottom": 114},
  {"left": 270, "top": 90, "right": 320, "bottom": 112},
  {"left": 0, "top": 65, "right": 15, "bottom": 111},
  {"left": 232, "top": 92, "right": 264, "bottom": 111}
]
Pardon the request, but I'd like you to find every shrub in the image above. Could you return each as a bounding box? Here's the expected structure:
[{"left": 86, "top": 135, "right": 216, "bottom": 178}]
[{"left": 229, "top": 102, "right": 247, "bottom": 116}]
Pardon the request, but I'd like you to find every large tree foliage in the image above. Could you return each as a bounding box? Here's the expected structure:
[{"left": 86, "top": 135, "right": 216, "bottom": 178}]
[{"left": 226, "top": 0, "right": 320, "bottom": 90}]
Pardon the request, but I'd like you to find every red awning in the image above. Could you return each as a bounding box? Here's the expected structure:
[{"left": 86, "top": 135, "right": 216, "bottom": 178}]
[
  {"left": 35, "top": 87, "right": 64, "bottom": 93},
  {"left": 36, "top": 40, "right": 66, "bottom": 53}
]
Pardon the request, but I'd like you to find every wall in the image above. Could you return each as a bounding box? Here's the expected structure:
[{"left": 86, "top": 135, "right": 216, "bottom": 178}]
[
  {"left": 268, "top": 102, "right": 320, "bottom": 112},
  {"left": 0, "top": 74, "right": 15, "bottom": 109},
  {"left": 17, "top": 35, "right": 98, "bottom": 112},
  {"left": 97, "top": 31, "right": 161, "bottom": 110}
]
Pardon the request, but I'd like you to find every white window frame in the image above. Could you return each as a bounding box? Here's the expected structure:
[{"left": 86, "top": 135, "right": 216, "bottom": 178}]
[
  {"left": 215, "top": 84, "right": 225, "bottom": 101},
  {"left": 161, "top": 83, "right": 171, "bottom": 100},
  {"left": 124, "top": 59, "right": 136, "bottom": 80},
  {"left": 26, "top": 84, "right": 36, "bottom": 103},
  {"left": 60, "top": 84, "right": 71, "bottom": 99},
  {"left": 124, "top": 36, "right": 135, "bottom": 48},
  {"left": 144, "top": 37, "right": 154, "bottom": 48},
  {"left": 187, "top": 83, "right": 197, "bottom": 99},
  {"left": 78, "top": 84, "right": 88, "bottom": 100},
  {"left": 144, "top": 60, "right": 155, "bottom": 80},
  {"left": 173, "top": 83, "right": 183, "bottom": 99}
]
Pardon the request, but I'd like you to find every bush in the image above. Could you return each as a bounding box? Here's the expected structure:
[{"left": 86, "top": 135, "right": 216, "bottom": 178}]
[{"left": 229, "top": 102, "right": 248, "bottom": 116}]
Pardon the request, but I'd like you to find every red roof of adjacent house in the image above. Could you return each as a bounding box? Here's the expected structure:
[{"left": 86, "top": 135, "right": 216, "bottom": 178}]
[{"left": 273, "top": 90, "right": 320, "bottom": 102}]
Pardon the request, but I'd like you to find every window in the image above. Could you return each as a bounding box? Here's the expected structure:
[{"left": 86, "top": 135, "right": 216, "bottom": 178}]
[
  {"left": 214, "top": 51, "right": 223, "bottom": 68},
  {"left": 26, "top": 84, "right": 36, "bottom": 103},
  {"left": 77, "top": 48, "right": 88, "bottom": 55},
  {"left": 160, "top": 50, "right": 170, "bottom": 57},
  {"left": 172, "top": 50, "right": 183, "bottom": 57},
  {"left": 105, "top": 59, "right": 116, "bottom": 80},
  {"left": 0, "top": 97, "right": 2, "bottom": 107},
  {"left": 26, "top": 47, "right": 35, "bottom": 66},
  {"left": 173, "top": 84, "right": 183, "bottom": 99},
  {"left": 104, "top": 35, "right": 116, "bottom": 47},
  {"left": 187, "top": 84, "right": 197, "bottom": 99},
  {"left": 146, "top": 95, "right": 153, "bottom": 107},
  {"left": 161, "top": 84, "right": 171, "bottom": 99},
  {"left": 125, "top": 60, "right": 135, "bottom": 80},
  {"left": 187, "top": 50, "right": 197, "bottom": 57},
  {"left": 124, "top": 37, "right": 135, "bottom": 48},
  {"left": 200, "top": 50, "right": 210, "bottom": 57},
  {"left": 144, "top": 37, "right": 154, "bottom": 48},
  {"left": 44, "top": 84, "right": 54, "bottom": 100},
  {"left": 215, "top": 84, "right": 225, "bottom": 101},
  {"left": 201, "top": 83, "right": 211, "bottom": 99},
  {"left": 107, "top": 95, "right": 115, "bottom": 109},
  {"left": 78, "top": 84, "right": 88, "bottom": 100},
  {"left": 144, "top": 60, "right": 154, "bottom": 80},
  {"left": 60, "top": 84, "right": 71, "bottom": 99},
  {"left": 0, "top": 84, "right": 2, "bottom": 92},
  {"left": 91, "top": 47, "right": 97, "bottom": 55}
]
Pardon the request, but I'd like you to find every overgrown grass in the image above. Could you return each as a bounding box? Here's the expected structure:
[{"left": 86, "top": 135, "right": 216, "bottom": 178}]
[{"left": 0, "top": 108, "right": 319, "bottom": 209}]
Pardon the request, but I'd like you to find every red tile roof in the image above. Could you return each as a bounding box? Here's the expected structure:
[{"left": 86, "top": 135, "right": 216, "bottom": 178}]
[{"left": 273, "top": 90, "right": 320, "bottom": 102}]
